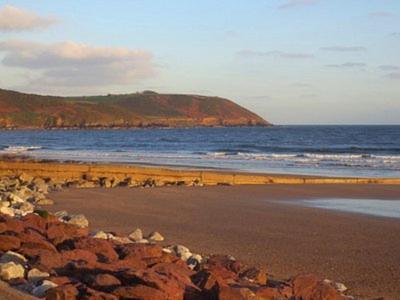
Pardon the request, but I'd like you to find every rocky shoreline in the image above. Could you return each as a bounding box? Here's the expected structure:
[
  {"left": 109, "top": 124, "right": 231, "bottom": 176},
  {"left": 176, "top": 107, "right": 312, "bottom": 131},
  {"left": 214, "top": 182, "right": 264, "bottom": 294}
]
[{"left": 0, "top": 174, "right": 352, "bottom": 299}]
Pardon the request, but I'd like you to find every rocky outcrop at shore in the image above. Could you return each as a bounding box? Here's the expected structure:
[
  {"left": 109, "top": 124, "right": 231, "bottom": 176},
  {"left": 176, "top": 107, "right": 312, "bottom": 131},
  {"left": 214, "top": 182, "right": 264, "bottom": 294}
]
[{"left": 0, "top": 175, "right": 352, "bottom": 299}]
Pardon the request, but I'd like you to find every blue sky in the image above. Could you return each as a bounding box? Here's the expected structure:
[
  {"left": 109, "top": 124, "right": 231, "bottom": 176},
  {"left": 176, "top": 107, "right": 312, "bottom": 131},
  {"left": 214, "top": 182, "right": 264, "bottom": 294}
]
[{"left": 0, "top": 0, "right": 399, "bottom": 124}]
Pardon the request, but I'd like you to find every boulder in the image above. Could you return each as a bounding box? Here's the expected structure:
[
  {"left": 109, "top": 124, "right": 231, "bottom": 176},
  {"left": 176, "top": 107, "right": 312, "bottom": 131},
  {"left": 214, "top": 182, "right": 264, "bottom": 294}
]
[
  {"left": 36, "top": 198, "right": 54, "bottom": 206},
  {"left": 0, "top": 261, "right": 25, "bottom": 280},
  {"left": 240, "top": 267, "right": 267, "bottom": 285},
  {"left": 87, "top": 273, "right": 121, "bottom": 292},
  {"left": 74, "top": 237, "right": 119, "bottom": 263},
  {"left": 113, "top": 285, "right": 166, "bottom": 300},
  {"left": 0, "top": 235, "right": 21, "bottom": 251},
  {"left": 92, "top": 230, "right": 109, "bottom": 239},
  {"left": 292, "top": 274, "right": 346, "bottom": 300},
  {"left": 0, "top": 206, "right": 15, "bottom": 217},
  {"left": 45, "top": 284, "right": 79, "bottom": 300}
]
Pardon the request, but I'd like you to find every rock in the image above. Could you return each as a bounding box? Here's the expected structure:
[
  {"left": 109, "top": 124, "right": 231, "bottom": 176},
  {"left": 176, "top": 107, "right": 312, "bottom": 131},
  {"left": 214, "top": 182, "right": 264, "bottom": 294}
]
[
  {"left": 16, "top": 202, "right": 35, "bottom": 214},
  {"left": 77, "top": 181, "right": 97, "bottom": 188},
  {"left": 88, "top": 273, "right": 121, "bottom": 292},
  {"left": 173, "top": 245, "right": 192, "bottom": 261},
  {"left": 36, "top": 198, "right": 54, "bottom": 206},
  {"left": 53, "top": 210, "right": 68, "bottom": 219},
  {"left": 135, "top": 238, "right": 149, "bottom": 244},
  {"left": 31, "top": 178, "right": 49, "bottom": 194},
  {"left": 74, "top": 237, "right": 119, "bottom": 263},
  {"left": 187, "top": 254, "right": 202, "bottom": 270},
  {"left": 113, "top": 285, "right": 166, "bottom": 299},
  {"left": 8, "top": 193, "right": 25, "bottom": 204},
  {"left": 335, "top": 282, "right": 348, "bottom": 293},
  {"left": 65, "top": 214, "right": 89, "bottom": 228},
  {"left": 27, "top": 268, "right": 50, "bottom": 284},
  {"left": 148, "top": 231, "right": 164, "bottom": 241},
  {"left": 128, "top": 228, "right": 143, "bottom": 241},
  {"left": 92, "top": 230, "right": 109, "bottom": 239},
  {"left": 32, "top": 280, "right": 58, "bottom": 298},
  {"left": 0, "top": 200, "right": 10, "bottom": 207},
  {"left": 292, "top": 274, "right": 346, "bottom": 300},
  {"left": 45, "top": 284, "right": 79, "bottom": 300},
  {"left": 110, "top": 236, "right": 133, "bottom": 244},
  {"left": 61, "top": 249, "right": 98, "bottom": 265},
  {"left": 240, "top": 267, "right": 268, "bottom": 285},
  {"left": 0, "top": 262, "right": 25, "bottom": 280},
  {"left": 19, "top": 173, "right": 34, "bottom": 184},
  {"left": 0, "top": 235, "right": 21, "bottom": 251},
  {"left": 0, "top": 251, "right": 27, "bottom": 265},
  {"left": 0, "top": 206, "right": 15, "bottom": 217}
]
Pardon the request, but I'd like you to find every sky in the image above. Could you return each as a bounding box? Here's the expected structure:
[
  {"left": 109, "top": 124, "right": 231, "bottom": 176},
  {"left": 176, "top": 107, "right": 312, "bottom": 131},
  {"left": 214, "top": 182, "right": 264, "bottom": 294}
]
[{"left": 0, "top": 0, "right": 399, "bottom": 124}]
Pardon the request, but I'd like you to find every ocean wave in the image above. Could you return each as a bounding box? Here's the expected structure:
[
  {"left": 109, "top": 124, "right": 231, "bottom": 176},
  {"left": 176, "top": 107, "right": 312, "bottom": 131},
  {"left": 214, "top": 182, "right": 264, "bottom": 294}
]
[{"left": 1, "top": 145, "right": 43, "bottom": 153}]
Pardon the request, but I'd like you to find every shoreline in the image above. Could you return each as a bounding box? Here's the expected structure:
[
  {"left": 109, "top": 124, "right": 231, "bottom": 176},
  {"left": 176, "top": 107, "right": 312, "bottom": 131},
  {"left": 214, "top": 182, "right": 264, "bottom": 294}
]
[
  {"left": 50, "top": 184, "right": 400, "bottom": 299},
  {"left": 1, "top": 159, "right": 400, "bottom": 186}
]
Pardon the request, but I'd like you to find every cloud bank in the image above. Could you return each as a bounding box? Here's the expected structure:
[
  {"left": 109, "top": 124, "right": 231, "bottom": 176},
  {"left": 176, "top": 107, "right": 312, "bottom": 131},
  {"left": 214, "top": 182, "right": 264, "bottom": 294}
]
[
  {"left": 326, "top": 62, "right": 366, "bottom": 69},
  {"left": 0, "top": 5, "right": 57, "bottom": 31},
  {"left": 0, "top": 40, "right": 156, "bottom": 88},
  {"left": 238, "top": 50, "right": 314, "bottom": 59},
  {"left": 320, "top": 46, "right": 366, "bottom": 52},
  {"left": 279, "top": 0, "right": 318, "bottom": 9}
]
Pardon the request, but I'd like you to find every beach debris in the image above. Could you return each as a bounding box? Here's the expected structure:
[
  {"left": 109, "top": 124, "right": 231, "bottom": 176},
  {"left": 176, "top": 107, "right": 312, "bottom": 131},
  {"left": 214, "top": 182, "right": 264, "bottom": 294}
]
[
  {"left": 147, "top": 231, "right": 164, "bottom": 241},
  {"left": 128, "top": 228, "right": 143, "bottom": 241}
]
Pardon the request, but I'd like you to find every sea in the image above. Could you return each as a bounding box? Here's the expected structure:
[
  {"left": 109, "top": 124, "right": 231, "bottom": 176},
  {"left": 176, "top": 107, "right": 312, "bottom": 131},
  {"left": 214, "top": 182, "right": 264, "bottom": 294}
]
[{"left": 0, "top": 125, "right": 399, "bottom": 178}]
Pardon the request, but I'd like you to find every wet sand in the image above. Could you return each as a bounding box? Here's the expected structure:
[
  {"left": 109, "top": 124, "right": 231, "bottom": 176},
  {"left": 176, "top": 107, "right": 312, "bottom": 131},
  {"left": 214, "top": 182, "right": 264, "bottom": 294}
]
[{"left": 50, "top": 184, "right": 400, "bottom": 299}]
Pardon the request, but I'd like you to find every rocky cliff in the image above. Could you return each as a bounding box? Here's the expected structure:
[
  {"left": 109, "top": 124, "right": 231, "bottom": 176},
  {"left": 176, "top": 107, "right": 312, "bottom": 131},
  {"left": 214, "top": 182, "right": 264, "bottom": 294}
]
[{"left": 0, "top": 89, "right": 270, "bottom": 129}]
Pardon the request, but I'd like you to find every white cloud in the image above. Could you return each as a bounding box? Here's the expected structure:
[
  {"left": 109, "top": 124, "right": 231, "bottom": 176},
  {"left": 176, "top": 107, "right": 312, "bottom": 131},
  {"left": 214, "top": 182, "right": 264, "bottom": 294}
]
[
  {"left": 279, "top": 0, "right": 318, "bottom": 9},
  {"left": 0, "top": 40, "right": 156, "bottom": 88},
  {"left": 379, "top": 65, "right": 400, "bottom": 71},
  {"left": 238, "top": 49, "right": 314, "bottom": 59},
  {"left": 320, "top": 46, "right": 366, "bottom": 52},
  {"left": 326, "top": 62, "right": 366, "bottom": 68},
  {"left": 0, "top": 5, "right": 57, "bottom": 31}
]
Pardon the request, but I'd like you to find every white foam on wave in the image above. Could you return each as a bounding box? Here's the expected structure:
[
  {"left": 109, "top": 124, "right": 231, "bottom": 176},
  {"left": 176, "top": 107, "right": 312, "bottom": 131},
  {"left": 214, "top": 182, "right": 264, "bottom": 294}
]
[{"left": 1, "top": 145, "right": 43, "bottom": 153}]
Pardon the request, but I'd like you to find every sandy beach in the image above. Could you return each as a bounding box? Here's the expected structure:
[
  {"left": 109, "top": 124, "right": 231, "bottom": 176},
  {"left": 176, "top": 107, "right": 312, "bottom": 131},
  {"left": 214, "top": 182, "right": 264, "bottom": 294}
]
[{"left": 48, "top": 184, "right": 400, "bottom": 299}]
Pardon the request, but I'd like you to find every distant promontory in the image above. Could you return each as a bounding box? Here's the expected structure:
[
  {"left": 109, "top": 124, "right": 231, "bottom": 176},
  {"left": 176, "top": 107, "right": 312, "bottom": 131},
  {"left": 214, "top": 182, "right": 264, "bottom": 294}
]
[{"left": 0, "top": 89, "right": 270, "bottom": 129}]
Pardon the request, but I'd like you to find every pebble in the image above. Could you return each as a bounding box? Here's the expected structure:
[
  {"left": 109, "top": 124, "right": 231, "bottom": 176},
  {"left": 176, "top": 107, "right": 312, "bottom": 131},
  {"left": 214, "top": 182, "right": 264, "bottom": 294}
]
[
  {"left": 128, "top": 228, "right": 143, "bottom": 241},
  {"left": 148, "top": 231, "right": 164, "bottom": 241},
  {"left": 32, "top": 280, "right": 58, "bottom": 297},
  {"left": 0, "top": 251, "right": 27, "bottom": 265},
  {"left": 0, "top": 261, "right": 25, "bottom": 280},
  {"left": 27, "top": 268, "right": 50, "bottom": 284}
]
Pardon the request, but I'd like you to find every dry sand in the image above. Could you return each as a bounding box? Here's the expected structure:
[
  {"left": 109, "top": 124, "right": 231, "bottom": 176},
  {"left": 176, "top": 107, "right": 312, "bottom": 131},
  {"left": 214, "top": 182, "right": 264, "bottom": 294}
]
[{"left": 49, "top": 184, "right": 400, "bottom": 299}]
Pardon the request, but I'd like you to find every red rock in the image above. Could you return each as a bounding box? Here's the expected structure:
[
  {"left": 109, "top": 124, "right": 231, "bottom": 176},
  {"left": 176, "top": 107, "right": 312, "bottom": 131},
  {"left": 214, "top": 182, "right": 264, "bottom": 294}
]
[
  {"left": 1, "top": 217, "right": 25, "bottom": 233},
  {"left": 61, "top": 249, "right": 98, "bottom": 265},
  {"left": 21, "top": 213, "right": 47, "bottom": 234},
  {"left": 219, "top": 286, "right": 255, "bottom": 300},
  {"left": 118, "top": 243, "right": 163, "bottom": 260},
  {"left": 255, "top": 287, "right": 284, "bottom": 298},
  {"left": 0, "top": 223, "right": 7, "bottom": 233},
  {"left": 47, "top": 276, "right": 76, "bottom": 286},
  {"left": 292, "top": 274, "right": 345, "bottom": 300},
  {"left": 126, "top": 270, "right": 185, "bottom": 299},
  {"left": 239, "top": 267, "right": 268, "bottom": 285},
  {"left": 79, "top": 287, "right": 118, "bottom": 300},
  {"left": 113, "top": 285, "right": 166, "bottom": 300},
  {"left": 191, "top": 270, "right": 227, "bottom": 298},
  {"left": 87, "top": 273, "right": 121, "bottom": 292},
  {"left": 74, "top": 237, "right": 118, "bottom": 263},
  {"left": 151, "top": 262, "right": 196, "bottom": 289},
  {"left": 207, "top": 255, "right": 244, "bottom": 274},
  {"left": 45, "top": 284, "right": 79, "bottom": 300},
  {"left": 0, "top": 235, "right": 21, "bottom": 251},
  {"left": 47, "top": 223, "right": 89, "bottom": 246},
  {"left": 32, "top": 250, "right": 66, "bottom": 272}
]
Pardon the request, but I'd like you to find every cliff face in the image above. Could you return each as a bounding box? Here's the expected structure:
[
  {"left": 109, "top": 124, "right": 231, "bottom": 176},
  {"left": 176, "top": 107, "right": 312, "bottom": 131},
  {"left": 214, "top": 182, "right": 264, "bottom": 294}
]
[{"left": 0, "top": 89, "right": 270, "bottom": 129}]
